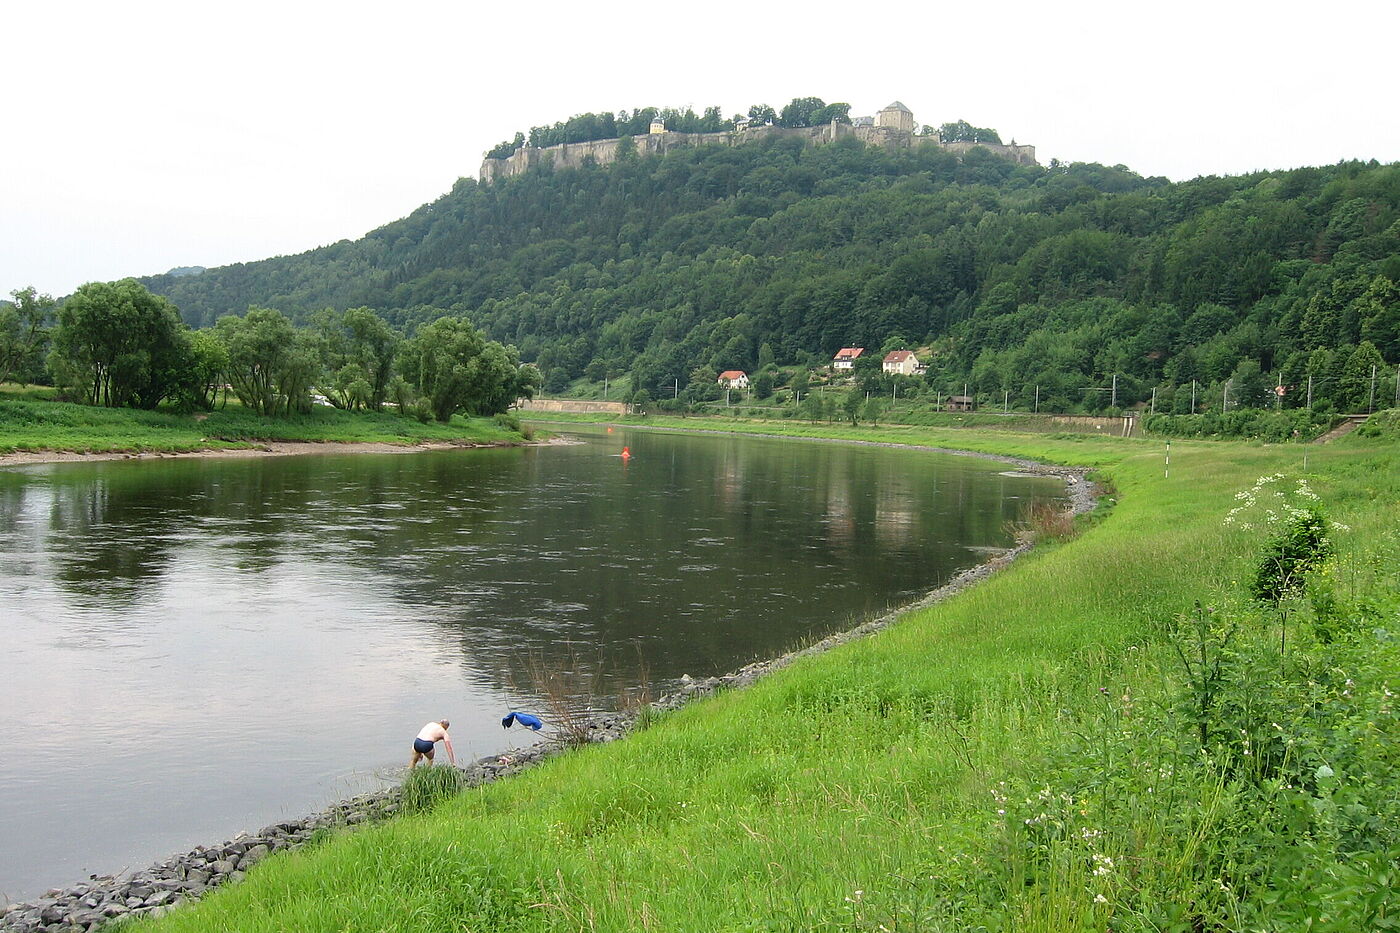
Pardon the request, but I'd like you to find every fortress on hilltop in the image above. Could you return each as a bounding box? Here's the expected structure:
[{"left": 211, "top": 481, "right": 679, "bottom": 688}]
[{"left": 479, "top": 101, "right": 1036, "bottom": 183}]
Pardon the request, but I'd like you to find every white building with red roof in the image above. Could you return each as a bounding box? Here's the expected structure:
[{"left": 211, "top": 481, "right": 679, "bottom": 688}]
[
  {"left": 832, "top": 347, "right": 865, "bottom": 370},
  {"left": 882, "top": 350, "right": 922, "bottom": 375},
  {"left": 717, "top": 370, "right": 749, "bottom": 388}
]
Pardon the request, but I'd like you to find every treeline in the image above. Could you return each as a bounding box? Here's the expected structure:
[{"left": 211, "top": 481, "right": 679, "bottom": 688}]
[
  {"left": 138, "top": 134, "right": 1400, "bottom": 416},
  {"left": 483, "top": 97, "right": 866, "bottom": 158},
  {"left": 3, "top": 280, "right": 539, "bottom": 422}
]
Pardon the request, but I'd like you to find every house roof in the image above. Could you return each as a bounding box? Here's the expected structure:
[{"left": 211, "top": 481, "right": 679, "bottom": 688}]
[
  {"left": 718, "top": 370, "right": 747, "bottom": 380},
  {"left": 833, "top": 347, "right": 865, "bottom": 360},
  {"left": 882, "top": 101, "right": 912, "bottom": 113},
  {"left": 884, "top": 350, "right": 917, "bottom": 362}
]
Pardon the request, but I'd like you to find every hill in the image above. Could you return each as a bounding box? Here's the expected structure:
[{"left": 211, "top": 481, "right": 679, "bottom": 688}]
[{"left": 141, "top": 134, "right": 1400, "bottom": 414}]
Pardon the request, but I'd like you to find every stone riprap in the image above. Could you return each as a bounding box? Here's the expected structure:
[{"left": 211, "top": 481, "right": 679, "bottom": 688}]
[{"left": 0, "top": 462, "right": 1092, "bottom": 932}]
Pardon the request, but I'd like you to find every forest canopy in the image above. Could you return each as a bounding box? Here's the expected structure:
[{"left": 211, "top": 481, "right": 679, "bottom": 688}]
[{"left": 139, "top": 131, "right": 1400, "bottom": 416}]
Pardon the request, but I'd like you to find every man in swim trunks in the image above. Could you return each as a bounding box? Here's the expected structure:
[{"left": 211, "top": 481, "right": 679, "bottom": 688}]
[{"left": 410, "top": 719, "right": 456, "bottom": 768}]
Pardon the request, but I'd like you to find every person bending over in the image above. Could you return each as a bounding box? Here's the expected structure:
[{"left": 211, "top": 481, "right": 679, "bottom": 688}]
[{"left": 410, "top": 719, "right": 455, "bottom": 768}]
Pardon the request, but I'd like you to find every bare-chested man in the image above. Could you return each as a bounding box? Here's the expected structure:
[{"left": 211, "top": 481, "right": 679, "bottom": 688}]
[{"left": 409, "top": 719, "right": 455, "bottom": 768}]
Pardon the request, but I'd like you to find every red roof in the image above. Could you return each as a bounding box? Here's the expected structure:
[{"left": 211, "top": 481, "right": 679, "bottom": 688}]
[
  {"left": 884, "top": 350, "right": 917, "bottom": 363},
  {"left": 833, "top": 347, "right": 864, "bottom": 360},
  {"left": 718, "top": 370, "right": 747, "bottom": 380}
]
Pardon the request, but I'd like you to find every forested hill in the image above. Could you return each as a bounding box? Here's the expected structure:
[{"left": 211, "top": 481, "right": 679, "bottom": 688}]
[{"left": 141, "top": 137, "right": 1400, "bottom": 413}]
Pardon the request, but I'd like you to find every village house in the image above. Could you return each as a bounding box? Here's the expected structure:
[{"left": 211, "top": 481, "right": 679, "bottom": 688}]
[
  {"left": 717, "top": 370, "right": 749, "bottom": 389},
  {"left": 882, "top": 349, "right": 922, "bottom": 375},
  {"left": 832, "top": 347, "right": 864, "bottom": 371},
  {"left": 947, "top": 395, "right": 976, "bottom": 412}
]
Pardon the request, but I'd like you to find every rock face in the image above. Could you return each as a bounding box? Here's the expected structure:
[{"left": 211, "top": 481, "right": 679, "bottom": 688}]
[{"left": 0, "top": 461, "right": 1089, "bottom": 933}]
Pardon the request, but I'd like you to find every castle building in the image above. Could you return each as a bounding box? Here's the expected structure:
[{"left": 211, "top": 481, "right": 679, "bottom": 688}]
[
  {"left": 876, "top": 101, "right": 914, "bottom": 132},
  {"left": 649, "top": 116, "right": 666, "bottom": 134}
]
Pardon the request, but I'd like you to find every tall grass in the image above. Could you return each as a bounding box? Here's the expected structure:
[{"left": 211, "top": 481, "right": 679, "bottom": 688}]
[{"left": 127, "top": 425, "right": 1399, "bottom": 932}]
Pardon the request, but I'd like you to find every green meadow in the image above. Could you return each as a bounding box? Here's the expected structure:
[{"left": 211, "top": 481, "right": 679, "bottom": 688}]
[
  {"left": 0, "top": 393, "right": 523, "bottom": 455},
  {"left": 123, "top": 419, "right": 1399, "bottom": 932}
]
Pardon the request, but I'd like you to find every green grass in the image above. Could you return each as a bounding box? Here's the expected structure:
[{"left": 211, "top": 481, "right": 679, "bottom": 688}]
[
  {"left": 126, "top": 423, "right": 1399, "bottom": 932},
  {"left": 0, "top": 395, "right": 524, "bottom": 454}
]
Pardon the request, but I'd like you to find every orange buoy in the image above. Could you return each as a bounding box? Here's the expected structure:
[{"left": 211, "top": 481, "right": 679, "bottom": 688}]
[
  {"left": 607, "top": 426, "right": 614, "bottom": 433},
  {"left": 621, "top": 446, "right": 631, "bottom": 460}
]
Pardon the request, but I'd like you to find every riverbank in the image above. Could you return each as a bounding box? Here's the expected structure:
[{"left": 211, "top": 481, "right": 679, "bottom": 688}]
[
  {"left": 0, "top": 396, "right": 531, "bottom": 463},
  {"left": 17, "top": 424, "right": 1400, "bottom": 932}
]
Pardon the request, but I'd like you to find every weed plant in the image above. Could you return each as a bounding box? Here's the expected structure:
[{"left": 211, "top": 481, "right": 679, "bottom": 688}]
[{"left": 400, "top": 765, "right": 467, "bottom": 814}]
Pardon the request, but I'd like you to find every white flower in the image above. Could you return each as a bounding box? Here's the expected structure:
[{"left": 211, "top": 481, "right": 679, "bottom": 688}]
[{"left": 1094, "top": 893, "right": 1108, "bottom": 904}]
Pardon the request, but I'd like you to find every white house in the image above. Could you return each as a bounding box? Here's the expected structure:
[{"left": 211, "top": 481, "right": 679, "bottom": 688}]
[
  {"left": 882, "top": 350, "right": 922, "bottom": 375},
  {"left": 832, "top": 347, "right": 865, "bottom": 370},
  {"left": 717, "top": 370, "right": 749, "bottom": 389}
]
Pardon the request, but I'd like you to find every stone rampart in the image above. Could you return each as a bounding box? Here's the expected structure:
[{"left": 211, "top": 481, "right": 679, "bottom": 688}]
[{"left": 479, "top": 121, "right": 1037, "bottom": 183}]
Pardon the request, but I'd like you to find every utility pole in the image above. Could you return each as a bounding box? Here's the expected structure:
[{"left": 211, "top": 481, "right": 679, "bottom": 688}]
[
  {"left": 1034, "top": 385, "right": 1040, "bottom": 413},
  {"left": 1111, "top": 373, "right": 1117, "bottom": 409},
  {"left": 1150, "top": 386, "right": 1156, "bottom": 415},
  {"left": 1191, "top": 380, "right": 1197, "bottom": 414},
  {"left": 1369, "top": 364, "right": 1377, "bottom": 413},
  {"left": 1307, "top": 374, "right": 1313, "bottom": 410},
  {"left": 1003, "top": 389, "right": 1009, "bottom": 412},
  {"left": 1223, "top": 380, "right": 1230, "bottom": 413},
  {"left": 674, "top": 378, "right": 679, "bottom": 399},
  {"left": 603, "top": 375, "right": 608, "bottom": 399}
]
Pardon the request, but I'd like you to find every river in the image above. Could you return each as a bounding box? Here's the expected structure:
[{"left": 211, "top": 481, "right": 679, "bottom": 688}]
[{"left": 0, "top": 426, "right": 1063, "bottom": 901}]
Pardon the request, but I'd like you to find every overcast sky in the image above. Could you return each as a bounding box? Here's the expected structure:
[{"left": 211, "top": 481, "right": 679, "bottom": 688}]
[{"left": 5, "top": 0, "right": 1398, "bottom": 300}]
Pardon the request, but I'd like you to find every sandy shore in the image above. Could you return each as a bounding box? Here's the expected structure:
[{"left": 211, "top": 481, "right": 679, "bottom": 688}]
[{"left": 0, "top": 440, "right": 496, "bottom": 468}]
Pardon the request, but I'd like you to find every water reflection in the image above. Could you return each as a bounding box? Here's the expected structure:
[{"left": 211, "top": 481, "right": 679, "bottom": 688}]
[{"left": 0, "top": 429, "right": 1062, "bottom": 900}]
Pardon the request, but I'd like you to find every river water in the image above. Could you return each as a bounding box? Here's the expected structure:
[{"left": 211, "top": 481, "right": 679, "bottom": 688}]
[{"left": 0, "top": 426, "right": 1062, "bottom": 901}]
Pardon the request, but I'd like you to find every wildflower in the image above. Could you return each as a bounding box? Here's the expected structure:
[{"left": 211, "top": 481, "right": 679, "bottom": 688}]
[
  {"left": 1092, "top": 854, "right": 1114, "bottom": 876},
  {"left": 1094, "top": 893, "right": 1108, "bottom": 904}
]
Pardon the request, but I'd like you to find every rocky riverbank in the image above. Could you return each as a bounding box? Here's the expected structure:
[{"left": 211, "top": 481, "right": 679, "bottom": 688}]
[{"left": 0, "top": 465, "right": 1094, "bottom": 933}]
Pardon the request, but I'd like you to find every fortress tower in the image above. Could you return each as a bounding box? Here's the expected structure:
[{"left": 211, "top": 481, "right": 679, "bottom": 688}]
[
  {"left": 876, "top": 101, "right": 914, "bottom": 132},
  {"left": 649, "top": 115, "right": 666, "bottom": 134}
]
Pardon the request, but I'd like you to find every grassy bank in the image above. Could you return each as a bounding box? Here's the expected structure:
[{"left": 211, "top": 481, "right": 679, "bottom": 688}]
[
  {"left": 0, "top": 396, "right": 525, "bottom": 454},
  {"left": 129, "top": 423, "right": 1398, "bottom": 932}
]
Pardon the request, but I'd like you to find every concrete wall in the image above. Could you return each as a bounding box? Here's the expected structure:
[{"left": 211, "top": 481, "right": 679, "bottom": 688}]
[{"left": 516, "top": 398, "right": 630, "bottom": 414}]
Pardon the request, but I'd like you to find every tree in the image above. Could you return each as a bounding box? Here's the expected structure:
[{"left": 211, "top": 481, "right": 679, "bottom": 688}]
[
  {"left": 184, "top": 329, "right": 229, "bottom": 411},
  {"left": 1356, "top": 275, "right": 1400, "bottom": 361},
  {"left": 842, "top": 389, "right": 862, "bottom": 425},
  {"left": 399, "top": 316, "right": 539, "bottom": 421},
  {"left": 752, "top": 370, "right": 774, "bottom": 399},
  {"left": 778, "top": 97, "right": 826, "bottom": 128},
  {"left": 863, "top": 396, "right": 885, "bottom": 425},
  {"left": 1338, "top": 341, "right": 1386, "bottom": 412},
  {"left": 312, "top": 306, "right": 401, "bottom": 411},
  {"left": 747, "top": 104, "right": 777, "bottom": 126},
  {"left": 48, "top": 279, "right": 193, "bottom": 408},
  {"left": 0, "top": 286, "right": 55, "bottom": 385},
  {"left": 938, "top": 120, "right": 1002, "bottom": 144},
  {"left": 215, "top": 308, "right": 320, "bottom": 416}
]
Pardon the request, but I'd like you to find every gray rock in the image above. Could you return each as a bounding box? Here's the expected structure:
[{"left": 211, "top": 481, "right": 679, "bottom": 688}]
[{"left": 238, "top": 845, "right": 271, "bottom": 869}]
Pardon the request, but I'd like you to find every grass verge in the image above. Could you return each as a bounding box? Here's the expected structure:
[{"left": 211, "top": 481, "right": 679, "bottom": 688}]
[
  {"left": 0, "top": 397, "right": 523, "bottom": 454},
  {"left": 125, "top": 423, "right": 1399, "bottom": 932}
]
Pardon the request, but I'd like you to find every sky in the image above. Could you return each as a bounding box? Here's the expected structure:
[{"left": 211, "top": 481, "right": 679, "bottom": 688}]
[{"left": 5, "top": 0, "right": 1399, "bottom": 300}]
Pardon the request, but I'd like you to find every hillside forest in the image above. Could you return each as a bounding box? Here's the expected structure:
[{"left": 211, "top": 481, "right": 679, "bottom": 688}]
[{"left": 8, "top": 113, "right": 1399, "bottom": 423}]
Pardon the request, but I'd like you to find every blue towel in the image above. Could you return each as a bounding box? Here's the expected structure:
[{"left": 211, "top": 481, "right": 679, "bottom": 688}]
[{"left": 502, "top": 711, "right": 544, "bottom": 731}]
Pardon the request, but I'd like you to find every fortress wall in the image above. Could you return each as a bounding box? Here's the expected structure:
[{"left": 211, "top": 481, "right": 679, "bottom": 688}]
[{"left": 479, "top": 124, "right": 1037, "bottom": 182}]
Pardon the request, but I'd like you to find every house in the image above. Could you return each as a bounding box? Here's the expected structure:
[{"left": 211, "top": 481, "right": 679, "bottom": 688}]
[
  {"left": 947, "top": 395, "right": 976, "bottom": 412},
  {"left": 832, "top": 347, "right": 865, "bottom": 370},
  {"left": 882, "top": 350, "right": 922, "bottom": 375},
  {"left": 717, "top": 370, "right": 749, "bottom": 389}
]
